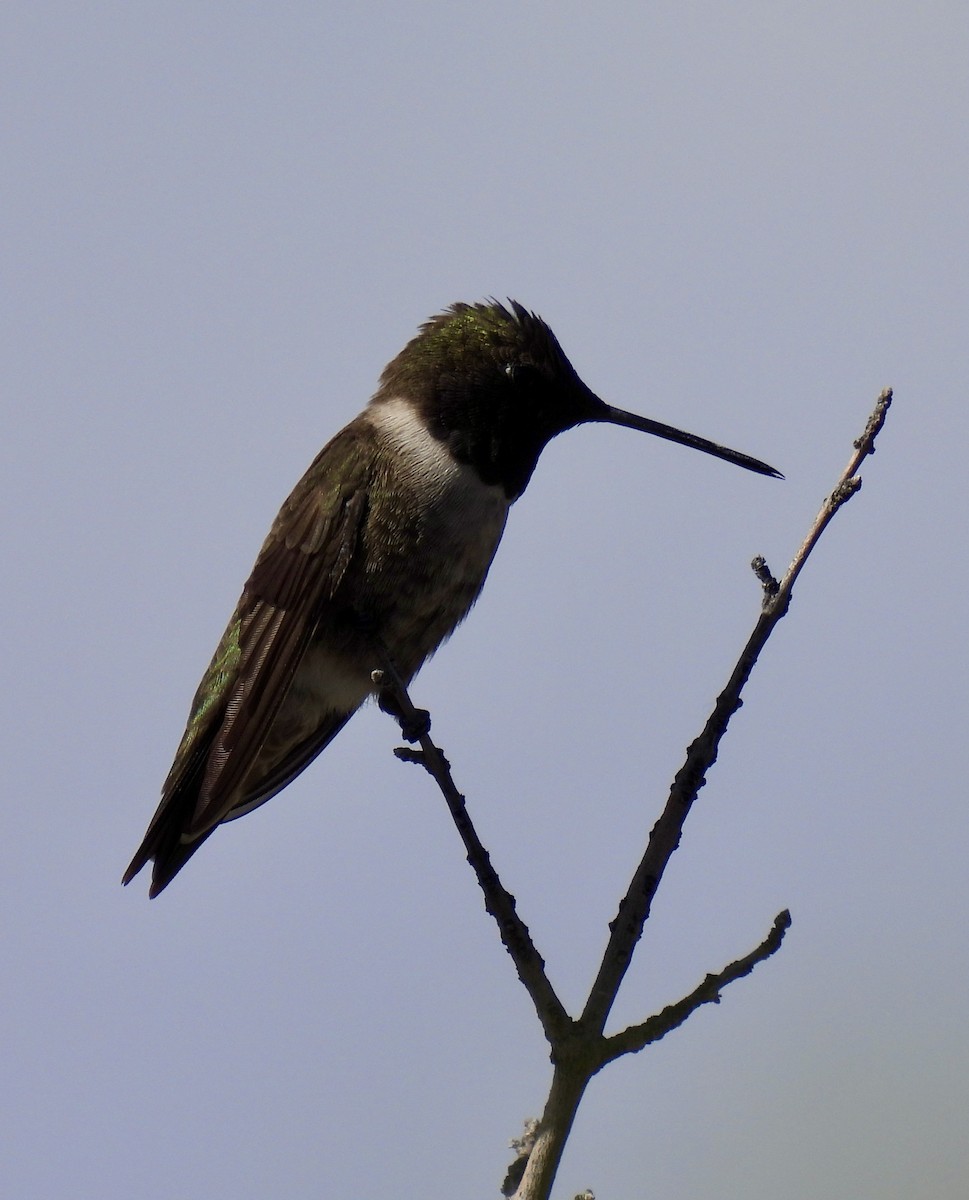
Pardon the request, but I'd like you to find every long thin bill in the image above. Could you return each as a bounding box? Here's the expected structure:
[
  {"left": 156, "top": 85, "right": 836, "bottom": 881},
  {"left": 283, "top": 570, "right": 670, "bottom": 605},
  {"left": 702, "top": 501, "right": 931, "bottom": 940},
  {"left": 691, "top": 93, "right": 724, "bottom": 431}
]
[{"left": 598, "top": 403, "right": 783, "bottom": 479}]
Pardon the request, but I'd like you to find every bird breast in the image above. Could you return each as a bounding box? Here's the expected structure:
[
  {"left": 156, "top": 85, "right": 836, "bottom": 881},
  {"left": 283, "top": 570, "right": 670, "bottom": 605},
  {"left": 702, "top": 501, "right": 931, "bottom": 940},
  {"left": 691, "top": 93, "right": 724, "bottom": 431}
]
[{"left": 364, "top": 397, "right": 510, "bottom": 669}]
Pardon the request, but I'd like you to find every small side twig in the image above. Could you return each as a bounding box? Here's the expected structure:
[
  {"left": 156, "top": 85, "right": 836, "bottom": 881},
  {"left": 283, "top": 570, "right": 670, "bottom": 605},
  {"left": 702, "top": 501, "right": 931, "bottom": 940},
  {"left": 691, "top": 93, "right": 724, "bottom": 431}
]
[
  {"left": 751, "top": 555, "right": 779, "bottom": 598},
  {"left": 600, "top": 909, "right": 791, "bottom": 1064}
]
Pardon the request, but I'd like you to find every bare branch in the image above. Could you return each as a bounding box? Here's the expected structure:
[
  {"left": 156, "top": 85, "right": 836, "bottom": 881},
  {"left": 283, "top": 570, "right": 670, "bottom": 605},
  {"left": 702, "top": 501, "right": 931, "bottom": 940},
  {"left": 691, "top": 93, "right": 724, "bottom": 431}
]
[
  {"left": 371, "top": 655, "right": 572, "bottom": 1044},
  {"left": 580, "top": 389, "right": 892, "bottom": 1034}
]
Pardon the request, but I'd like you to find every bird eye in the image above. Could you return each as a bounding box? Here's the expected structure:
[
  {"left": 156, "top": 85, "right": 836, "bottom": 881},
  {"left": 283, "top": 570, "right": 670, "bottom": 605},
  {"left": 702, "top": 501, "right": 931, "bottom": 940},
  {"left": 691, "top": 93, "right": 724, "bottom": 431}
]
[{"left": 504, "top": 363, "right": 517, "bottom": 379}]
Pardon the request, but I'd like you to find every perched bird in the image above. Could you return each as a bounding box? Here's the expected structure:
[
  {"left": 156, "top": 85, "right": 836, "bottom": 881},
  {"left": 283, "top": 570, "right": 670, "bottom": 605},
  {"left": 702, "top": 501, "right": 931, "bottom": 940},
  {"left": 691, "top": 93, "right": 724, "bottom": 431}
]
[{"left": 124, "top": 300, "right": 780, "bottom": 896}]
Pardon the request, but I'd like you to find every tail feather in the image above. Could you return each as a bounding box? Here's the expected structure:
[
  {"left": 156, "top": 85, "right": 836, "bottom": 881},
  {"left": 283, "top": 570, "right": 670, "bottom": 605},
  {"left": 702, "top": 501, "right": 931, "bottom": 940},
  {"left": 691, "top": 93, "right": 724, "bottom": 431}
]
[
  {"left": 124, "top": 709, "right": 356, "bottom": 896},
  {"left": 122, "top": 762, "right": 215, "bottom": 897}
]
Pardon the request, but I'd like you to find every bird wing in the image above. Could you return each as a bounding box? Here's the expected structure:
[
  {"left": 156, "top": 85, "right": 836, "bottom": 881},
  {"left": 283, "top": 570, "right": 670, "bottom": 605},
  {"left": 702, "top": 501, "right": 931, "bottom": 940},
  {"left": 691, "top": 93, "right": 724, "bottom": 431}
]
[
  {"left": 217, "top": 710, "right": 354, "bottom": 824},
  {"left": 123, "top": 423, "right": 372, "bottom": 888}
]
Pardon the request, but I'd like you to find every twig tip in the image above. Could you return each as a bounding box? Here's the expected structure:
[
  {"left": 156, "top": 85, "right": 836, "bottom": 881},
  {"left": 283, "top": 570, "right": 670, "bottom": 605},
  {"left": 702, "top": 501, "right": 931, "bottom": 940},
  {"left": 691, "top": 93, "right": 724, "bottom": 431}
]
[{"left": 751, "top": 555, "right": 780, "bottom": 597}]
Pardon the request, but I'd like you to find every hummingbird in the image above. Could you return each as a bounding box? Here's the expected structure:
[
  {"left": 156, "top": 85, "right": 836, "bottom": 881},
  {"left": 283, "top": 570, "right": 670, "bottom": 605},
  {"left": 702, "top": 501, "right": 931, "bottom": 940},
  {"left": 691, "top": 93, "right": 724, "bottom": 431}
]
[{"left": 124, "top": 300, "right": 781, "bottom": 897}]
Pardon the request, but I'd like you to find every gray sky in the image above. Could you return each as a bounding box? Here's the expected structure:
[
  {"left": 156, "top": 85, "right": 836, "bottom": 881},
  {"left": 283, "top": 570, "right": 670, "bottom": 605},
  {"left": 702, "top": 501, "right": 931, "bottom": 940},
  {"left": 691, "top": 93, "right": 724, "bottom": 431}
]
[{"left": 4, "top": 3, "right": 967, "bottom": 1197}]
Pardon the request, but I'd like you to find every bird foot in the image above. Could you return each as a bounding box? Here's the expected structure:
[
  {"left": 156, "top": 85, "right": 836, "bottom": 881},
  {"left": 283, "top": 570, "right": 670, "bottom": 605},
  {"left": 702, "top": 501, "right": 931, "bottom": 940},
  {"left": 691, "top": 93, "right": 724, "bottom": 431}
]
[{"left": 377, "top": 687, "right": 431, "bottom": 743}]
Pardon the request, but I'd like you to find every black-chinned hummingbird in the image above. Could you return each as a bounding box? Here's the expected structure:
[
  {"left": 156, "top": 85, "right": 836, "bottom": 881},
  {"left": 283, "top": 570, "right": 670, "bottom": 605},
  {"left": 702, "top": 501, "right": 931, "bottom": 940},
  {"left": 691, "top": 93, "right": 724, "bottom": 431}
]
[{"left": 124, "top": 300, "right": 781, "bottom": 896}]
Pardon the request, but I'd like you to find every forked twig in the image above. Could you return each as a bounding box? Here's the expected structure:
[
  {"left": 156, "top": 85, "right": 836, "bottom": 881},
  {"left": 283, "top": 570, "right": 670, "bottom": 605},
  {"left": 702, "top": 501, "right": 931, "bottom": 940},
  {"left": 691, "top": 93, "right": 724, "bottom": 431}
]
[{"left": 377, "top": 389, "right": 892, "bottom": 1200}]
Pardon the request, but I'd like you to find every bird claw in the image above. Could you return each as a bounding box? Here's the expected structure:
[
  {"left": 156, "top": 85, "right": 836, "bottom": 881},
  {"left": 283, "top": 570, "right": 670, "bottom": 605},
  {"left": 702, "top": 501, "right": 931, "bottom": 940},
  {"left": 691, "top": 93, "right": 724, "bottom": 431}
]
[
  {"left": 400, "top": 708, "right": 431, "bottom": 743},
  {"left": 377, "top": 688, "right": 431, "bottom": 743}
]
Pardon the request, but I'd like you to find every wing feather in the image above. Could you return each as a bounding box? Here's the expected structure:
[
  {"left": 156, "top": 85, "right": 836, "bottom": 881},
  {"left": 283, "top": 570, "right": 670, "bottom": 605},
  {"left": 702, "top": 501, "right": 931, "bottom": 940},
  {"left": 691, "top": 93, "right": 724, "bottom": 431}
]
[
  {"left": 188, "top": 440, "right": 370, "bottom": 833},
  {"left": 124, "top": 423, "right": 373, "bottom": 891}
]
